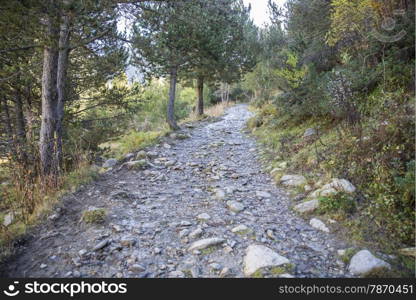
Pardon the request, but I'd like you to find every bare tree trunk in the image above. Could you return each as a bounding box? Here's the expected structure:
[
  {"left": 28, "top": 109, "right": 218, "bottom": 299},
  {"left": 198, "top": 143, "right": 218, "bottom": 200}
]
[
  {"left": 196, "top": 76, "right": 204, "bottom": 116},
  {"left": 167, "top": 67, "right": 180, "bottom": 130},
  {"left": 40, "top": 11, "right": 60, "bottom": 176},
  {"left": 56, "top": 13, "right": 72, "bottom": 172}
]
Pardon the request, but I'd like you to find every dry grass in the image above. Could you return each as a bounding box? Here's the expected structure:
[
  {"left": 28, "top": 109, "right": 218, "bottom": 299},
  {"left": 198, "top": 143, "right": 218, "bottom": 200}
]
[
  {"left": 205, "top": 101, "right": 234, "bottom": 117},
  {"left": 183, "top": 101, "right": 235, "bottom": 123},
  {"left": 0, "top": 159, "right": 99, "bottom": 260}
]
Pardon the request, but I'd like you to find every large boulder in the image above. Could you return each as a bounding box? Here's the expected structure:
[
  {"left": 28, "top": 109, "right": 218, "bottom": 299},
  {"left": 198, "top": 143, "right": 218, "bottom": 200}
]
[
  {"left": 243, "top": 245, "right": 290, "bottom": 276},
  {"left": 293, "top": 199, "right": 319, "bottom": 214},
  {"left": 310, "top": 178, "right": 356, "bottom": 198},
  {"left": 280, "top": 175, "right": 307, "bottom": 187},
  {"left": 348, "top": 250, "right": 391, "bottom": 276}
]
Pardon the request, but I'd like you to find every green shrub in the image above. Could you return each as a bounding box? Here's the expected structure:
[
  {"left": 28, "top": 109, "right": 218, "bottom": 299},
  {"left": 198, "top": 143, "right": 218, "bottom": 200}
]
[
  {"left": 116, "top": 131, "right": 163, "bottom": 157},
  {"left": 318, "top": 193, "right": 356, "bottom": 214},
  {"left": 81, "top": 208, "right": 106, "bottom": 224}
]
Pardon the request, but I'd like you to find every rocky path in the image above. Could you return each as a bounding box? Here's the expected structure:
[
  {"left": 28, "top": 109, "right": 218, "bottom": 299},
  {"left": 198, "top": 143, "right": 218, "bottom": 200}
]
[{"left": 2, "top": 104, "right": 350, "bottom": 278}]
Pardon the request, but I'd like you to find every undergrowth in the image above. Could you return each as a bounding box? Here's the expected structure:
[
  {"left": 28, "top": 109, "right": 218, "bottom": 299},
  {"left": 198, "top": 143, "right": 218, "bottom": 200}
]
[{"left": 247, "top": 94, "right": 415, "bottom": 252}]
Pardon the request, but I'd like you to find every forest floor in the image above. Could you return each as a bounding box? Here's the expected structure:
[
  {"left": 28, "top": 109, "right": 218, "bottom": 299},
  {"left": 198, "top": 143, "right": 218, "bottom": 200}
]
[{"left": 1, "top": 104, "right": 352, "bottom": 278}]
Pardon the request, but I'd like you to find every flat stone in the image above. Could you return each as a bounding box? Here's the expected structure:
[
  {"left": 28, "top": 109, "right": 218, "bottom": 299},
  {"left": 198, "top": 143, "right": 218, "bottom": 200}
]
[
  {"left": 129, "top": 264, "right": 146, "bottom": 273},
  {"left": 331, "top": 178, "right": 356, "bottom": 193},
  {"left": 303, "top": 128, "right": 317, "bottom": 138},
  {"left": 179, "top": 221, "right": 192, "bottom": 227},
  {"left": 120, "top": 236, "right": 136, "bottom": 247},
  {"left": 197, "top": 213, "right": 211, "bottom": 221},
  {"left": 179, "top": 229, "right": 190, "bottom": 238},
  {"left": 348, "top": 250, "right": 391, "bottom": 276},
  {"left": 188, "top": 238, "right": 225, "bottom": 251},
  {"left": 309, "top": 218, "right": 329, "bottom": 233},
  {"left": 124, "top": 160, "right": 148, "bottom": 170},
  {"left": 231, "top": 225, "right": 249, "bottom": 233},
  {"left": 279, "top": 273, "right": 295, "bottom": 278},
  {"left": 311, "top": 178, "right": 356, "bottom": 198},
  {"left": 168, "top": 271, "right": 185, "bottom": 278},
  {"left": 189, "top": 228, "right": 203, "bottom": 239},
  {"left": 293, "top": 199, "right": 319, "bottom": 214},
  {"left": 214, "top": 189, "right": 226, "bottom": 200},
  {"left": 210, "top": 263, "right": 222, "bottom": 271},
  {"left": 243, "top": 245, "right": 290, "bottom": 276},
  {"left": 78, "top": 249, "right": 88, "bottom": 256},
  {"left": 256, "top": 191, "right": 271, "bottom": 198},
  {"left": 103, "top": 158, "right": 117, "bottom": 168},
  {"left": 226, "top": 200, "right": 245, "bottom": 213},
  {"left": 93, "top": 239, "right": 110, "bottom": 251},
  {"left": 280, "top": 175, "right": 307, "bottom": 187}
]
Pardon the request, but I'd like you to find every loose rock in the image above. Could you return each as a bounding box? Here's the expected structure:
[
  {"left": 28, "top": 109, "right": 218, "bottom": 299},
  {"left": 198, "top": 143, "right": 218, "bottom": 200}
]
[
  {"left": 231, "top": 224, "right": 249, "bottom": 233},
  {"left": 309, "top": 218, "right": 330, "bottom": 233},
  {"left": 243, "top": 245, "right": 290, "bottom": 276},
  {"left": 293, "top": 199, "right": 319, "bottom": 214},
  {"left": 348, "top": 250, "right": 391, "bottom": 276},
  {"left": 3, "top": 212, "right": 14, "bottom": 227},
  {"left": 280, "top": 175, "right": 307, "bottom": 187},
  {"left": 197, "top": 213, "right": 211, "bottom": 221},
  {"left": 188, "top": 238, "right": 225, "bottom": 251},
  {"left": 226, "top": 201, "right": 245, "bottom": 213},
  {"left": 103, "top": 158, "right": 117, "bottom": 168}
]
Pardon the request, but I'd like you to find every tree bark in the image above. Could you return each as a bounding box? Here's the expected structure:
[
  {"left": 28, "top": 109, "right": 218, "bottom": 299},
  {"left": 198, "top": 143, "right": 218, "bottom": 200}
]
[
  {"left": 56, "top": 12, "right": 72, "bottom": 172},
  {"left": 14, "top": 89, "right": 26, "bottom": 145},
  {"left": 196, "top": 76, "right": 204, "bottom": 116},
  {"left": 1, "top": 98, "right": 15, "bottom": 156},
  {"left": 14, "top": 87, "right": 28, "bottom": 163},
  {"left": 40, "top": 11, "right": 60, "bottom": 176},
  {"left": 167, "top": 67, "right": 180, "bottom": 130}
]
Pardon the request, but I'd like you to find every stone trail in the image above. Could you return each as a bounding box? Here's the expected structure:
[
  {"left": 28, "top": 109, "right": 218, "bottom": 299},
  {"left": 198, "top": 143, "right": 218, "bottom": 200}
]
[{"left": 1, "top": 104, "right": 350, "bottom": 278}]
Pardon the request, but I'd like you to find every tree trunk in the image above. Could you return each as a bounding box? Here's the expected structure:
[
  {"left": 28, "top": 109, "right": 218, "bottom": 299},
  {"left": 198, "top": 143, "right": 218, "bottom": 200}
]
[
  {"left": 40, "top": 12, "right": 60, "bottom": 176},
  {"left": 56, "top": 13, "right": 72, "bottom": 172},
  {"left": 196, "top": 76, "right": 204, "bottom": 116},
  {"left": 1, "top": 98, "right": 15, "bottom": 156},
  {"left": 14, "top": 88, "right": 28, "bottom": 163},
  {"left": 14, "top": 89, "right": 26, "bottom": 144},
  {"left": 167, "top": 67, "right": 180, "bottom": 130}
]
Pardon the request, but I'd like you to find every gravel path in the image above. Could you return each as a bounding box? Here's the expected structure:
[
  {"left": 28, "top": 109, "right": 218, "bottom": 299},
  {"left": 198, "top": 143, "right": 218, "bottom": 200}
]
[{"left": 1, "top": 104, "right": 349, "bottom": 278}]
